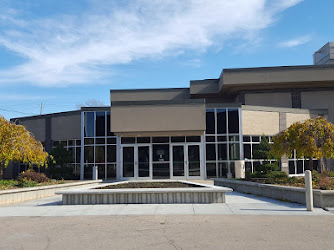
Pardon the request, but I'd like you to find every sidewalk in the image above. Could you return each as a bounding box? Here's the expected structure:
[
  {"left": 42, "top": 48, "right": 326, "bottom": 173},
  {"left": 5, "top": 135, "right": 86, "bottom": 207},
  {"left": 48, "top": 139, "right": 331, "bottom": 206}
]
[{"left": 0, "top": 190, "right": 330, "bottom": 217}]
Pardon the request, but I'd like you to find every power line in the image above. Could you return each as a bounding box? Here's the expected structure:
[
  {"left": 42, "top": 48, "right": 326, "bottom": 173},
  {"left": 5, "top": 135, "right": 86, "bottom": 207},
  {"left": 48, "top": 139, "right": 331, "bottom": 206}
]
[{"left": 0, "top": 107, "right": 35, "bottom": 115}]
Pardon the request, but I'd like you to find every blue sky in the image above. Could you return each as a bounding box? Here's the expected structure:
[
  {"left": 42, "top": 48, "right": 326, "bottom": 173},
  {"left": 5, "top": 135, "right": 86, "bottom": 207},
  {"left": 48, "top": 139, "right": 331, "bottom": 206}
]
[{"left": 0, "top": 0, "right": 333, "bottom": 119}]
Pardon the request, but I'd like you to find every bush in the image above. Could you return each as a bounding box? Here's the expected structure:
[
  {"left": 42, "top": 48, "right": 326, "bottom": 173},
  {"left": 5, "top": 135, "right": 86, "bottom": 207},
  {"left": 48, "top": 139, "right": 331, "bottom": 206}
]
[
  {"left": 266, "top": 171, "right": 288, "bottom": 180},
  {"left": 17, "top": 169, "right": 49, "bottom": 183},
  {"left": 0, "top": 180, "right": 19, "bottom": 190}
]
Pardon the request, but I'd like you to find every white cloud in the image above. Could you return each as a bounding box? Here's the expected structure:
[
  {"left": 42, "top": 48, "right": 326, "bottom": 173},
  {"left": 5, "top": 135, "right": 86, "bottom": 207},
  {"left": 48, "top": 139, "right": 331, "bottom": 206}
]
[
  {"left": 0, "top": 0, "right": 304, "bottom": 86},
  {"left": 279, "top": 35, "right": 311, "bottom": 48}
]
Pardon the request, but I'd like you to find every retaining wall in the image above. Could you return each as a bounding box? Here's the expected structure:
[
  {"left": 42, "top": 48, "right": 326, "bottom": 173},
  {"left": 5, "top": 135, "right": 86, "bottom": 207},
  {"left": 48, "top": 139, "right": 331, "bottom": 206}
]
[
  {"left": 214, "top": 178, "right": 334, "bottom": 208},
  {"left": 0, "top": 180, "right": 102, "bottom": 205}
]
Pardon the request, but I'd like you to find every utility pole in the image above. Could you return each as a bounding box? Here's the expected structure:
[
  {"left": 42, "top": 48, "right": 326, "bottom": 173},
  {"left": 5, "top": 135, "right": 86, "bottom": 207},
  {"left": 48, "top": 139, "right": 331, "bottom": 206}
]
[{"left": 40, "top": 103, "right": 43, "bottom": 115}]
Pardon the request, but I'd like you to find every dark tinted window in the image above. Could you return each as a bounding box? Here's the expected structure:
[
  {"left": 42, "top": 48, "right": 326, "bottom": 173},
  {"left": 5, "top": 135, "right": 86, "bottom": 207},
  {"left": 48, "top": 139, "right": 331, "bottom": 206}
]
[
  {"left": 84, "top": 112, "right": 94, "bottom": 137},
  {"left": 107, "top": 145, "right": 116, "bottom": 162},
  {"left": 206, "top": 144, "right": 216, "bottom": 161},
  {"left": 218, "top": 144, "right": 227, "bottom": 160},
  {"left": 228, "top": 109, "right": 239, "bottom": 134},
  {"left": 217, "top": 109, "right": 226, "bottom": 134},
  {"left": 96, "top": 112, "right": 105, "bottom": 136},
  {"left": 206, "top": 109, "right": 215, "bottom": 134}
]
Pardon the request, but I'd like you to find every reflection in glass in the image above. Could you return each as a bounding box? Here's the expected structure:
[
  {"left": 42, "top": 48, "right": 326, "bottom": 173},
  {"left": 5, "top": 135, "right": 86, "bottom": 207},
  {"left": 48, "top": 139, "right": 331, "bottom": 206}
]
[
  {"left": 218, "top": 162, "right": 227, "bottom": 177},
  {"left": 97, "top": 164, "right": 105, "bottom": 179},
  {"left": 173, "top": 146, "right": 184, "bottom": 176},
  {"left": 76, "top": 147, "right": 81, "bottom": 163},
  {"left": 123, "top": 147, "right": 134, "bottom": 177},
  {"left": 107, "top": 164, "right": 117, "bottom": 178},
  {"left": 228, "top": 109, "right": 239, "bottom": 134},
  {"left": 229, "top": 143, "right": 240, "bottom": 160},
  {"left": 217, "top": 109, "right": 227, "bottom": 134},
  {"left": 206, "top": 109, "right": 215, "bottom": 134},
  {"left": 188, "top": 145, "right": 200, "bottom": 176},
  {"left": 138, "top": 146, "right": 150, "bottom": 177},
  {"left": 96, "top": 112, "right": 105, "bottom": 136},
  {"left": 206, "top": 144, "right": 216, "bottom": 161},
  {"left": 153, "top": 163, "right": 170, "bottom": 179},
  {"left": 95, "top": 146, "right": 105, "bottom": 163},
  {"left": 107, "top": 145, "right": 116, "bottom": 162},
  {"left": 84, "top": 146, "right": 94, "bottom": 163},
  {"left": 218, "top": 144, "right": 227, "bottom": 160},
  {"left": 206, "top": 163, "right": 217, "bottom": 178},
  {"left": 84, "top": 112, "right": 95, "bottom": 137}
]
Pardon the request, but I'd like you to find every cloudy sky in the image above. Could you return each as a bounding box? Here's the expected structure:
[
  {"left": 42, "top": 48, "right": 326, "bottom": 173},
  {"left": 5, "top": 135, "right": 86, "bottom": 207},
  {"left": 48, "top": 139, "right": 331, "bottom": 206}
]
[{"left": 0, "top": 0, "right": 333, "bottom": 119}]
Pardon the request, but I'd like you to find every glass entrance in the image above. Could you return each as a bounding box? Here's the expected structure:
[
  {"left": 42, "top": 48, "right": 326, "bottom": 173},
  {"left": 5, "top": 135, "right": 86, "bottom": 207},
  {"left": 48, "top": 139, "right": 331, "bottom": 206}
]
[
  {"left": 122, "top": 145, "right": 151, "bottom": 179},
  {"left": 171, "top": 144, "right": 201, "bottom": 179},
  {"left": 188, "top": 145, "right": 201, "bottom": 177},
  {"left": 138, "top": 146, "right": 150, "bottom": 177},
  {"left": 122, "top": 146, "right": 134, "bottom": 177}
]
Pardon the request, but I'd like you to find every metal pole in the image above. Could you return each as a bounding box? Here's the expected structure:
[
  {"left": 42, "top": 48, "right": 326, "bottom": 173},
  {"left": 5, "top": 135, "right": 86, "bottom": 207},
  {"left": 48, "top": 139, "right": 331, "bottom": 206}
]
[{"left": 305, "top": 170, "right": 313, "bottom": 211}]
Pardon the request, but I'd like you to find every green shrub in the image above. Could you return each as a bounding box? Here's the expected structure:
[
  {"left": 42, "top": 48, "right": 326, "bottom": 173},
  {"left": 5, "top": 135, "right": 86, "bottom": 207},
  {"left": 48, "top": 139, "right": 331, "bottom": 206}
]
[
  {"left": 19, "top": 179, "right": 37, "bottom": 188},
  {"left": 0, "top": 180, "right": 19, "bottom": 190},
  {"left": 266, "top": 171, "right": 288, "bottom": 180}
]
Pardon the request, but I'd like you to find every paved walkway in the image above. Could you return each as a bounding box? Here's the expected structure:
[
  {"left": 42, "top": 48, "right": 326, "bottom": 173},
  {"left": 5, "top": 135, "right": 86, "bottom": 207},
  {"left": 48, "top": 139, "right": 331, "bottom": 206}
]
[{"left": 0, "top": 191, "right": 330, "bottom": 217}]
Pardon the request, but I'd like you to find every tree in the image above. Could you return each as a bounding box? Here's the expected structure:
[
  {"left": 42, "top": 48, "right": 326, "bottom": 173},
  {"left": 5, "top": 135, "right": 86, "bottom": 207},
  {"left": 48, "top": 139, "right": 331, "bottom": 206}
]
[
  {"left": 271, "top": 116, "right": 334, "bottom": 171},
  {"left": 253, "top": 135, "right": 272, "bottom": 160},
  {"left": 76, "top": 99, "right": 106, "bottom": 109},
  {"left": 252, "top": 135, "right": 279, "bottom": 176},
  {"left": 47, "top": 145, "right": 75, "bottom": 179},
  {"left": 0, "top": 116, "right": 48, "bottom": 169}
]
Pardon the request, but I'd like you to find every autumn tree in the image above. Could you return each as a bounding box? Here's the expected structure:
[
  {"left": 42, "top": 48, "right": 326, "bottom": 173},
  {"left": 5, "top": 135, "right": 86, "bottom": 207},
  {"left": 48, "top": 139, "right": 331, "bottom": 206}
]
[
  {"left": 271, "top": 116, "right": 334, "bottom": 171},
  {"left": 0, "top": 116, "right": 48, "bottom": 176}
]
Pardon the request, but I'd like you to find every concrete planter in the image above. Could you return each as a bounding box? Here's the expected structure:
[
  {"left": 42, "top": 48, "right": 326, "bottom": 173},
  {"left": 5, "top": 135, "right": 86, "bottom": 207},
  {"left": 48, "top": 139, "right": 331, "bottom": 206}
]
[
  {"left": 214, "top": 178, "right": 334, "bottom": 208},
  {"left": 0, "top": 180, "right": 102, "bottom": 205},
  {"left": 57, "top": 181, "right": 233, "bottom": 205}
]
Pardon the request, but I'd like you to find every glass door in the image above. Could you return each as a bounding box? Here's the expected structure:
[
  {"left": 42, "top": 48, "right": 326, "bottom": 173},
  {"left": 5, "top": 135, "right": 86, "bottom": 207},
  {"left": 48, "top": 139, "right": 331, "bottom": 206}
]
[
  {"left": 122, "top": 145, "right": 151, "bottom": 179},
  {"left": 137, "top": 145, "right": 150, "bottom": 178},
  {"left": 122, "top": 146, "right": 135, "bottom": 178},
  {"left": 187, "top": 144, "right": 201, "bottom": 177},
  {"left": 172, "top": 145, "right": 185, "bottom": 178},
  {"left": 171, "top": 143, "right": 202, "bottom": 179}
]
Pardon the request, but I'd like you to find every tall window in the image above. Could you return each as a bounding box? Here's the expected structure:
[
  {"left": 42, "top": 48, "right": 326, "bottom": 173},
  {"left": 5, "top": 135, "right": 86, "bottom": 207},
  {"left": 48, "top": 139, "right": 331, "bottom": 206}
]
[{"left": 205, "top": 108, "right": 241, "bottom": 178}]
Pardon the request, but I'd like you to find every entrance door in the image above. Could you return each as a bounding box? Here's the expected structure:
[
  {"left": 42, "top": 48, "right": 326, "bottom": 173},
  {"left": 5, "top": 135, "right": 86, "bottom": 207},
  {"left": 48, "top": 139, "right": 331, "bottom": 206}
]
[
  {"left": 171, "top": 144, "right": 201, "bottom": 179},
  {"left": 121, "top": 145, "right": 152, "bottom": 179}
]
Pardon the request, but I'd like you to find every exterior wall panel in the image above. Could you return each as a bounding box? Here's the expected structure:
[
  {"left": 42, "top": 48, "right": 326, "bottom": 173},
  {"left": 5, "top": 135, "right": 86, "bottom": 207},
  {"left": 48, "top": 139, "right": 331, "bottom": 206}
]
[
  {"left": 110, "top": 104, "right": 206, "bottom": 136},
  {"left": 18, "top": 119, "right": 46, "bottom": 142},
  {"left": 245, "top": 92, "right": 291, "bottom": 108},
  {"left": 51, "top": 114, "right": 81, "bottom": 140},
  {"left": 242, "top": 110, "right": 280, "bottom": 135}
]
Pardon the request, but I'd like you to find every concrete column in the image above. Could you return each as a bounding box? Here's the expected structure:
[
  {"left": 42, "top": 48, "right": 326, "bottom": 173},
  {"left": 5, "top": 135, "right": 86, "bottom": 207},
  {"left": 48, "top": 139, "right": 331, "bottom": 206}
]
[
  {"left": 235, "top": 160, "right": 245, "bottom": 179},
  {"left": 92, "top": 166, "right": 98, "bottom": 180},
  {"left": 305, "top": 170, "right": 313, "bottom": 211},
  {"left": 280, "top": 156, "right": 289, "bottom": 175}
]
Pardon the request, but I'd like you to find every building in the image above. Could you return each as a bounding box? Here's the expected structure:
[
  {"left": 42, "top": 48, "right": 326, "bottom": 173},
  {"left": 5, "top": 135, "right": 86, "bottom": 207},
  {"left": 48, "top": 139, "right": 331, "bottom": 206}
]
[{"left": 8, "top": 43, "right": 334, "bottom": 180}]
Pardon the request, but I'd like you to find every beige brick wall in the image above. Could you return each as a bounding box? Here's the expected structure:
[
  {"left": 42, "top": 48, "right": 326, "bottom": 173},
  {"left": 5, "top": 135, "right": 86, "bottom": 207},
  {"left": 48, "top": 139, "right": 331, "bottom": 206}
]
[
  {"left": 285, "top": 113, "right": 313, "bottom": 127},
  {"left": 242, "top": 110, "right": 280, "bottom": 135}
]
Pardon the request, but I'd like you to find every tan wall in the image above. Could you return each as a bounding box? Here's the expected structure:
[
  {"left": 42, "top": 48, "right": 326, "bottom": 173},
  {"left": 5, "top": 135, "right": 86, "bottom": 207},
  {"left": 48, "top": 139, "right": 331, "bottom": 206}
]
[
  {"left": 301, "top": 91, "right": 334, "bottom": 109},
  {"left": 242, "top": 110, "right": 280, "bottom": 135},
  {"left": 245, "top": 92, "right": 291, "bottom": 108},
  {"left": 110, "top": 104, "right": 205, "bottom": 136},
  {"left": 19, "top": 119, "right": 46, "bottom": 142},
  {"left": 221, "top": 66, "right": 334, "bottom": 91},
  {"left": 285, "top": 113, "right": 313, "bottom": 127},
  {"left": 111, "top": 89, "right": 189, "bottom": 102},
  {"left": 51, "top": 114, "right": 81, "bottom": 140}
]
